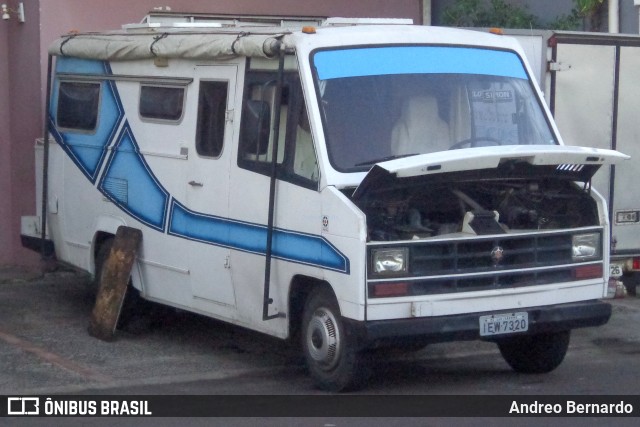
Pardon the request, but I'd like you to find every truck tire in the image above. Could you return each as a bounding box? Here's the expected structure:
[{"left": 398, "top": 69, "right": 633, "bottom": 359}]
[
  {"left": 622, "top": 272, "right": 638, "bottom": 297},
  {"left": 301, "top": 286, "right": 367, "bottom": 391},
  {"left": 497, "top": 330, "right": 570, "bottom": 374},
  {"left": 93, "top": 237, "right": 114, "bottom": 289}
]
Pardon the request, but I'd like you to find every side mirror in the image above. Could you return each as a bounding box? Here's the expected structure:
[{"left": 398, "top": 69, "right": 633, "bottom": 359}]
[{"left": 241, "top": 100, "right": 271, "bottom": 156}]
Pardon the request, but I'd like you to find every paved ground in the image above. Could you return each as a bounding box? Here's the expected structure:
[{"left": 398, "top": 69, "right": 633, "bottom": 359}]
[
  {"left": 0, "top": 264, "right": 304, "bottom": 395},
  {"left": 1, "top": 264, "right": 639, "bottom": 396}
]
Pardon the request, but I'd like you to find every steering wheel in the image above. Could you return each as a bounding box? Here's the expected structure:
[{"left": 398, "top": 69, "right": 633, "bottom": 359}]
[{"left": 449, "top": 137, "right": 502, "bottom": 150}]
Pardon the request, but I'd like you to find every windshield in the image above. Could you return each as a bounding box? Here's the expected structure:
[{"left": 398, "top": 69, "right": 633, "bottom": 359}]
[{"left": 311, "top": 46, "right": 557, "bottom": 172}]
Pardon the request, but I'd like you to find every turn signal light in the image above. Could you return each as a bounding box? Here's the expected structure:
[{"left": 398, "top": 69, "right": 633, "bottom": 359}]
[
  {"left": 370, "top": 282, "right": 409, "bottom": 297},
  {"left": 573, "top": 265, "right": 603, "bottom": 280}
]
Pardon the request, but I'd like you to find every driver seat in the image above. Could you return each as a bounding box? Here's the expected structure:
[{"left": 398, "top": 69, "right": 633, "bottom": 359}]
[{"left": 391, "top": 96, "right": 450, "bottom": 155}]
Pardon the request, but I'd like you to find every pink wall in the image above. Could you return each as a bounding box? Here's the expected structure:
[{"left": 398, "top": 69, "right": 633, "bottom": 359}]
[
  {"left": 38, "top": 0, "right": 421, "bottom": 49},
  {"left": 1, "top": 0, "right": 42, "bottom": 266},
  {"left": 0, "top": 0, "right": 421, "bottom": 267}
]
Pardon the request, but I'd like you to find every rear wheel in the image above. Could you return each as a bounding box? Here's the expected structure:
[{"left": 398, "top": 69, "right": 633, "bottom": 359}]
[
  {"left": 93, "top": 237, "right": 114, "bottom": 290},
  {"left": 301, "top": 286, "right": 368, "bottom": 391},
  {"left": 497, "top": 330, "right": 570, "bottom": 374}
]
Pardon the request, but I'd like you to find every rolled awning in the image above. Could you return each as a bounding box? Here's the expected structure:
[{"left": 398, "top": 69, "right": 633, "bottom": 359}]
[{"left": 48, "top": 30, "right": 291, "bottom": 61}]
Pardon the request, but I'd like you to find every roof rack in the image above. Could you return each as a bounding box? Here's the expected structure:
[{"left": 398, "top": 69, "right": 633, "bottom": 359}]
[
  {"left": 321, "top": 17, "right": 413, "bottom": 26},
  {"left": 123, "top": 11, "right": 413, "bottom": 31},
  {"left": 123, "top": 11, "right": 327, "bottom": 31}
]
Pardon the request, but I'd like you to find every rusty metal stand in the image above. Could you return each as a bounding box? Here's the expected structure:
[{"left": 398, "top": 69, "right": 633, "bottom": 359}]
[{"left": 88, "top": 226, "right": 142, "bottom": 341}]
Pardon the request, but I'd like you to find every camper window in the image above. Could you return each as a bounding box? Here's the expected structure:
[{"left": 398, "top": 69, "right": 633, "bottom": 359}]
[
  {"left": 239, "top": 73, "right": 318, "bottom": 188},
  {"left": 195, "top": 81, "right": 228, "bottom": 158},
  {"left": 139, "top": 85, "right": 184, "bottom": 122},
  {"left": 57, "top": 81, "right": 100, "bottom": 132},
  {"left": 238, "top": 81, "right": 286, "bottom": 166}
]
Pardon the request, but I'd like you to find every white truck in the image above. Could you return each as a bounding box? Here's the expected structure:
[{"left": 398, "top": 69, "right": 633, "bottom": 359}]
[
  {"left": 21, "top": 14, "right": 627, "bottom": 391},
  {"left": 485, "top": 29, "right": 640, "bottom": 296}
]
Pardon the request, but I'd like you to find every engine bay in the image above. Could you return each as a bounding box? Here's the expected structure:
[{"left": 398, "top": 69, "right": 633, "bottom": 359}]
[{"left": 353, "top": 178, "right": 599, "bottom": 242}]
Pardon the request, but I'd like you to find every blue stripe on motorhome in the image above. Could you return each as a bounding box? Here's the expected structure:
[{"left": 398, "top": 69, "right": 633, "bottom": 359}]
[
  {"left": 98, "top": 124, "right": 169, "bottom": 231},
  {"left": 50, "top": 59, "right": 123, "bottom": 182},
  {"left": 169, "top": 201, "right": 350, "bottom": 273},
  {"left": 55, "top": 57, "right": 108, "bottom": 74}
]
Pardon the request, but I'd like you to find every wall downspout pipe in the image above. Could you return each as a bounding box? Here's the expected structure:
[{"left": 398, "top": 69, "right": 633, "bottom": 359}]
[
  {"left": 40, "top": 55, "right": 53, "bottom": 260},
  {"left": 609, "top": 0, "right": 619, "bottom": 33}
]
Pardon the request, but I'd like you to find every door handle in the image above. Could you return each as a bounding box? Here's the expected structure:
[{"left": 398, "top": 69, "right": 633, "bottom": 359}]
[{"left": 188, "top": 180, "right": 203, "bottom": 187}]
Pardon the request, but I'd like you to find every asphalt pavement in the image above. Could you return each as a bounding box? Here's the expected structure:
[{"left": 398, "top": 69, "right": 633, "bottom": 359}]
[{"left": 2, "top": 264, "right": 640, "bottom": 397}]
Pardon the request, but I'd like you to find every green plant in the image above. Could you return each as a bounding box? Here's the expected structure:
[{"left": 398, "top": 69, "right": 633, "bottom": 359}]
[
  {"left": 575, "top": 0, "right": 605, "bottom": 31},
  {"left": 443, "top": 0, "right": 540, "bottom": 28},
  {"left": 547, "top": 9, "right": 581, "bottom": 31},
  {"left": 442, "top": 0, "right": 604, "bottom": 31},
  {"left": 575, "top": 0, "right": 605, "bottom": 15}
]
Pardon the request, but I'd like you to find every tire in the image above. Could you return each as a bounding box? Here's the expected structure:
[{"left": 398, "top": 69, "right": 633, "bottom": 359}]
[
  {"left": 93, "top": 238, "right": 114, "bottom": 290},
  {"left": 622, "top": 272, "right": 638, "bottom": 297},
  {"left": 301, "top": 286, "right": 368, "bottom": 392},
  {"left": 497, "top": 330, "right": 570, "bottom": 374}
]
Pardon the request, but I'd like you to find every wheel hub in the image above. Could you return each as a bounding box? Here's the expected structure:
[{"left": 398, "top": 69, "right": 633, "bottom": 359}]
[{"left": 306, "top": 307, "right": 341, "bottom": 370}]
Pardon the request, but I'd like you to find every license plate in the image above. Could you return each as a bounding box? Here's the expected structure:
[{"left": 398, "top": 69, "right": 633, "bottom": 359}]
[
  {"left": 479, "top": 312, "right": 528, "bottom": 337},
  {"left": 610, "top": 263, "right": 623, "bottom": 278}
]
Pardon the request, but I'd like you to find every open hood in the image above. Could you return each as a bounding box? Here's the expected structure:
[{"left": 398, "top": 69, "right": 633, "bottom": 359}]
[{"left": 353, "top": 145, "right": 628, "bottom": 200}]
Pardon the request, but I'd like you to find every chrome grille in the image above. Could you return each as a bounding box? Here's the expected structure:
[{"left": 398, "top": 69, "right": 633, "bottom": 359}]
[{"left": 409, "top": 233, "right": 573, "bottom": 276}]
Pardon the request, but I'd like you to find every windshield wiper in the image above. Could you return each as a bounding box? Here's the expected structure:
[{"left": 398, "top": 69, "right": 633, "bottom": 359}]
[{"left": 355, "top": 153, "right": 418, "bottom": 167}]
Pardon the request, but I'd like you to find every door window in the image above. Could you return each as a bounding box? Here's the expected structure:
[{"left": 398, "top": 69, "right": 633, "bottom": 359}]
[{"left": 196, "top": 81, "right": 228, "bottom": 157}]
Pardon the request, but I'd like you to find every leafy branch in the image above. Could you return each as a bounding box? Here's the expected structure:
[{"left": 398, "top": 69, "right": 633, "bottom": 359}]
[{"left": 442, "top": 0, "right": 605, "bottom": 31}]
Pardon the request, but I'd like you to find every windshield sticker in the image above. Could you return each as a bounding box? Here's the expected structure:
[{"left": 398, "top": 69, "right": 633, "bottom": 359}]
[{"left": 471, "top": 90, "right": 514, "bottom": 102}]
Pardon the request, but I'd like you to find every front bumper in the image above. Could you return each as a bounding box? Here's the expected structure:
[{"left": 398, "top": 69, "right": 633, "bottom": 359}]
[{"left": 346, "top": 300, "right": 611, "bottom": 349}]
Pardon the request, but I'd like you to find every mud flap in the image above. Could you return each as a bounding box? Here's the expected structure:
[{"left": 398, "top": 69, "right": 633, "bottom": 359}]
[{"left": 88, "top": 226, "right": 142, "bottom": 341}]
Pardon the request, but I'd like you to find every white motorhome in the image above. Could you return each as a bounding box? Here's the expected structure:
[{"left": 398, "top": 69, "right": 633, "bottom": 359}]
[{"left": 21, "top": 14, "right": 628, "bottom": 391}]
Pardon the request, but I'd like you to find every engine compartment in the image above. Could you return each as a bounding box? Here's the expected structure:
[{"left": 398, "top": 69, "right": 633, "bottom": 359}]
[{"left": 353, "top": 178, "right": 599, "bottom": 242}]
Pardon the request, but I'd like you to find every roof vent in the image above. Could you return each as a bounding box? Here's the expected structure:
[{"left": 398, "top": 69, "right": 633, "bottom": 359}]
[{"left": 321, "top": 17, "right": 413, "bottom": 26}]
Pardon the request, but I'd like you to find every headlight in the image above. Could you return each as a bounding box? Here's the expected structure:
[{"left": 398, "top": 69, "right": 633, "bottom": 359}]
[
  {"left": 372, "top": 248, "right": 408, "bottom": 274},
  {"left": 572, "top": 233, "right": 601, "bottom": 261}
]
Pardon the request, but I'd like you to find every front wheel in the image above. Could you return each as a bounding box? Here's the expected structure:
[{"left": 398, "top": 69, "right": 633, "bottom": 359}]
[
  {"left": 301, "top": 286, "right": 368, "bottom": 391},
  {"left": 497, "top": 330, "right": 570, "bottom": 374}
]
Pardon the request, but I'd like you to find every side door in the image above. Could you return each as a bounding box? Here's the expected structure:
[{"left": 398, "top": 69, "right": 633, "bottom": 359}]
[
  {"left": 170, "top": 65, "right": 240, "bottom": 310},
  {"left": 228, "top": 69, "right": 322, "bottom": 330}
]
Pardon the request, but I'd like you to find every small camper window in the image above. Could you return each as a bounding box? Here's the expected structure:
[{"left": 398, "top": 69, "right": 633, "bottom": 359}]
[
  {"left": 57, "top": 81, "right": 100, "bottom": 131},
  {"left": 238, "top": 82, "right": 286, "bottom": 166},
  {"left": 196, "top": 81, "right": 228, "bottom": 157},
  {"left": 139, "top": 85, "right": 185, "bottom": 122}
]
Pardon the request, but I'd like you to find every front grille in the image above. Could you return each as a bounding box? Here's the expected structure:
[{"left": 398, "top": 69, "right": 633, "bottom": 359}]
[
  {"left": 410, "top": 233, "right": 573, "bottom": 276},
  {"left": 368, "top": 228, "right": 602, "bottom": 296}
]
